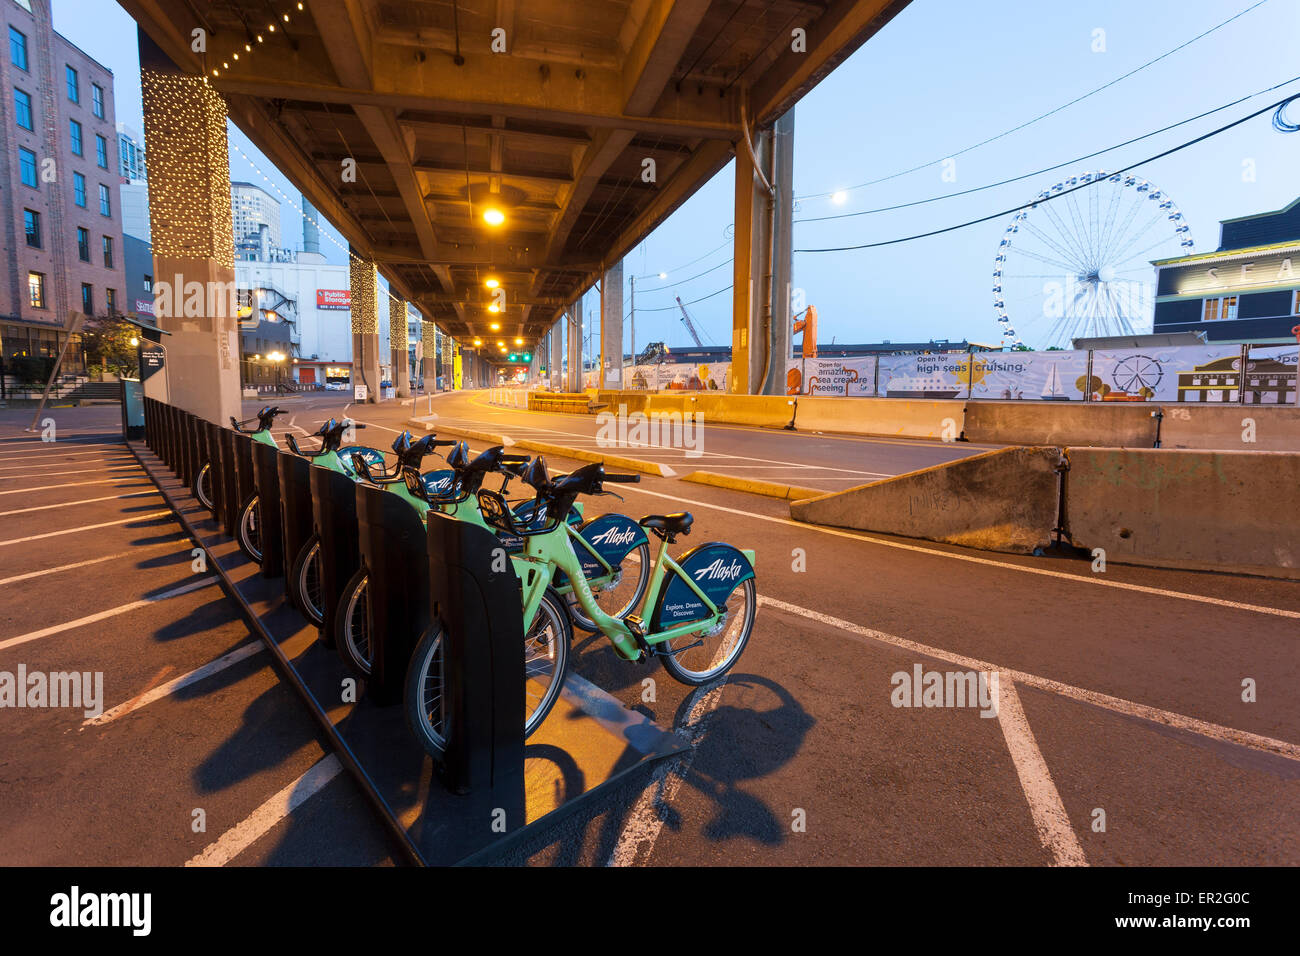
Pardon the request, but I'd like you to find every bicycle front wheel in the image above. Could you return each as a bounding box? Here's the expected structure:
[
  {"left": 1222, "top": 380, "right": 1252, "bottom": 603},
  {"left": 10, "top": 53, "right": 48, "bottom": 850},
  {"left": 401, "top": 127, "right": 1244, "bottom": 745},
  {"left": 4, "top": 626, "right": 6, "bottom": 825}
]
[
  {"left": 290, "top": 535, "right": 324, "bottom": 626},
  {"left": 658, "top": 578, "right": 756, "bottom": 686},
  {"left": 193, "top": 461, "right": 214, "bottom": 512},
  {"left": 237, "top": 495, "right": 262, "bottom": 564},
  {"left": 335, "top": 568, "right": 371, "bottom": 676},
  {"left": 403, "top": 589, "right": 571, "bottom": 760}
]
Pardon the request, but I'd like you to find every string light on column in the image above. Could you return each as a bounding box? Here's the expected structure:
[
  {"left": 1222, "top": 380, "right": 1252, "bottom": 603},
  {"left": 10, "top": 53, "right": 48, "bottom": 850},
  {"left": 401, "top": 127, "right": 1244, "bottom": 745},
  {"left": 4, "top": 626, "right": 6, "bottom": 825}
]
[
  {"left": 389, "top": 295, "right": 408, "bottom": 354},
  {"left": 348, "top": 257, "right": 379, "bottom": 335}
]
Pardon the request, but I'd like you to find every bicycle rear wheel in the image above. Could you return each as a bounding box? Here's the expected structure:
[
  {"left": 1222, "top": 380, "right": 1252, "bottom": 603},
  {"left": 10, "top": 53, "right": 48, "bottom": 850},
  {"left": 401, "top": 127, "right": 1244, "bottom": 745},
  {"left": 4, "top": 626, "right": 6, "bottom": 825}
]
[{"left": 658, "top": 578, "right": 756, "bottom": 686}]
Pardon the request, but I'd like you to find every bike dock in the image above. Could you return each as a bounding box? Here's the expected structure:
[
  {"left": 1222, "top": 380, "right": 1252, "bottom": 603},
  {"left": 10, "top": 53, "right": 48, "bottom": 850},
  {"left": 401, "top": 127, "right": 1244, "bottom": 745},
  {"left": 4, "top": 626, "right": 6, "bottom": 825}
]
[{"left": 133, "top": 399, "right": 686, "bottom": 865}]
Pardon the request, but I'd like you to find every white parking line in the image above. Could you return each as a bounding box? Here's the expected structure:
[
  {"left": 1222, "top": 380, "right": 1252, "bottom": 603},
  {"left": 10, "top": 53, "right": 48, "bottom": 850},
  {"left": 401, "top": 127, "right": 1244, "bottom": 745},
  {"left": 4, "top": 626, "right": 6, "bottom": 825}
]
[
  {"left": 996, "top": 676, "right": 1088, "bottom": 866},
  {"left": 85, "top": 642, "right": 264, "bottom": 727},
  {"left": 0, "top": 448, "right": 131, "bottom": 462},
  {"left": 185, "top": 755, "right": 343, "bottom": 867},
  {"left": 608, "top": 681, "right": 728, "bottom": 867},
  {"left": 0, "top": 490, "right": 159, "bottom": 517},
  {"left": 0, "top": 542, "right": 186, "bottom": 587},
  {"left": 759, "top": 594, "right": 1300, "bottom": 760},
  {"left": 0, "top": 464, "right": 138, "bottom": 481},
  {"left": 0, "top": 477, "right": 152, "bottom": 497},
  {"left": 0, "top": 576, "right": 218, "bottom": 653},
  {"left": 0, "top": 510, "right": 173, "bottom": 548}
]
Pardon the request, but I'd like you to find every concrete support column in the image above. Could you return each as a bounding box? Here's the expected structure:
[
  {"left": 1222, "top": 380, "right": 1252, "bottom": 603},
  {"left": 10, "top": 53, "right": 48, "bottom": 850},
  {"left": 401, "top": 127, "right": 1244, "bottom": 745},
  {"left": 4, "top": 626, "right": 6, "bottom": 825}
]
[
  {"left": 389, "top": 297, "right": 410, "bottom": 397},
  {"left": 140, "top": 42, "right": 240, "bottom": 424},
  {"left": 550, "top": 319, "right": 564, "bottom": 390},
  {"left": 730, "top": 107, "right": 795, "bottom": 395},
  {"left": 421, "top": 321, "right": 437, "bottom": 391},
  {"left": 348, "top": 251, "right": 382, "bottom": 402},
  {"left": 600, "top": 261, "right": 624, "bottom": 390},
  {"left": 567, "top": 299, "right": 584, "bottom": 391}
]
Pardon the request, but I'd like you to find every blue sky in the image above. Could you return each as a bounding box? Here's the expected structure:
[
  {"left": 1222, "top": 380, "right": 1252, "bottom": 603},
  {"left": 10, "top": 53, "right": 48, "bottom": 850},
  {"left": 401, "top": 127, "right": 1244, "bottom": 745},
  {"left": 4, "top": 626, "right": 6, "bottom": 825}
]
[{"left": 59, "top": 0, "right": 1300, "bottom": 352}]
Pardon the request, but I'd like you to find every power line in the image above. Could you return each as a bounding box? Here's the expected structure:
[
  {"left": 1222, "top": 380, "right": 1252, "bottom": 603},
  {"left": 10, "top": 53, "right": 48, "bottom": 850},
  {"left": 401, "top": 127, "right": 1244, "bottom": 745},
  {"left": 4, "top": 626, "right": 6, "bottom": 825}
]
[
  {"left": 794, "top": 73, "right": 1300, "bottom": 225},
  {"left": 797, "top": 0, "right": 1274, "bottom": 202},
  {"left": 794, "top": 93, "right": 1297, "bottom": 254},
  {"left": 635, "top": 284, "right": 734, "bottom": 312},
  {"left": 635, "top": 256, "right": 734, "bottom": 293}
]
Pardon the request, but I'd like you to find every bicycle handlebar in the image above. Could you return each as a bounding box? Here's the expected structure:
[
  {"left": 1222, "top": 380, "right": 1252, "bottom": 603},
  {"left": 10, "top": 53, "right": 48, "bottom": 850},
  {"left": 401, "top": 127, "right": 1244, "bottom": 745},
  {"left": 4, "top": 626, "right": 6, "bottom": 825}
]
[{"left": 604, "top": 473, "right": 640, "bottom": 483}]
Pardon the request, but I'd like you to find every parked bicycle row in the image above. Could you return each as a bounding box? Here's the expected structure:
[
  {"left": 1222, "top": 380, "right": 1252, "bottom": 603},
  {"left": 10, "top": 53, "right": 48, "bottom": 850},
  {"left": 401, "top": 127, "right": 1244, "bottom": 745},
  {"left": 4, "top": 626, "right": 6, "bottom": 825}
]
[{"left": 144, "top": 400, "right": 759, "bottom": 765}]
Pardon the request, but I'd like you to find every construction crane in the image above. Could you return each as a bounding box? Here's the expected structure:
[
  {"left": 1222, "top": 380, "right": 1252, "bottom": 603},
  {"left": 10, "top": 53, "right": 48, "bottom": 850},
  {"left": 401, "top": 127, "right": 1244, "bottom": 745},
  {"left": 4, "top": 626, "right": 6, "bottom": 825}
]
[{"left": 675, "top": 296, "right": 706, "bottom": 347}]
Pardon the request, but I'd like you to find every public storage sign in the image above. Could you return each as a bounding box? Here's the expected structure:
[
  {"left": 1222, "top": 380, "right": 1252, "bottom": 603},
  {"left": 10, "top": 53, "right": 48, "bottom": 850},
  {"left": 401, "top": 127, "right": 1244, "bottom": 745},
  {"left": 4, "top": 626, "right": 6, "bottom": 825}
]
[{"left": 317, "top": 289, "right": 351, "bottom": 310}]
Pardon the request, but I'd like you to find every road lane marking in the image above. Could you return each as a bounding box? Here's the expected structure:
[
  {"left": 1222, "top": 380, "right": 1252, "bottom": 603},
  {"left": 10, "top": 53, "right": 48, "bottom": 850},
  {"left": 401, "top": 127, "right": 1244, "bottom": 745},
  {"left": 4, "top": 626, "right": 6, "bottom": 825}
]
[
  {"left": 996, "top": 676, "right": 1088, "bottom": 866},
  {"left": 84, "top": 642, "right": 264, "bottom": 727},
  {"left": 0, "top": 456, "right": 134, "bottom": 472},
  {"left": 185, "top": 755, "right": 343, "bottom": 867},
  {"left": 0, "top": 576, "right": 218, "bottom": 653},
  {"left": 0, "top": 490, "right": 159, "bottom": 517},
  {"left": 0, "top": 510, "right": 173, "bottom": 547},
  {"left": 0, "top": 542, "right": 186, "bottom": 587},
  {"left": 611, "top": 484, "right": 1300, "bottom": 621},
  {"left": 608, "top": 681, "right": 729, "bottom": 867},
  {"left": 0, "top": 477, "right": 152, "bottom": 497},
  {"left": 759, "top": 594, "right": 1300, "bottom": 760},
  {"left": 0, "top": 449, "right": 132, "bottom": 462}
]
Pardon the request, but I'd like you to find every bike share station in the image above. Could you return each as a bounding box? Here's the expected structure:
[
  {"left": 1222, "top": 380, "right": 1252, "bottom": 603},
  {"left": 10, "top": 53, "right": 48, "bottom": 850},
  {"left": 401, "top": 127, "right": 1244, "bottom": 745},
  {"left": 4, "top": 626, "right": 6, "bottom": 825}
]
[{"left": 132, "top": 396, "right": 687, "bottom": 865}]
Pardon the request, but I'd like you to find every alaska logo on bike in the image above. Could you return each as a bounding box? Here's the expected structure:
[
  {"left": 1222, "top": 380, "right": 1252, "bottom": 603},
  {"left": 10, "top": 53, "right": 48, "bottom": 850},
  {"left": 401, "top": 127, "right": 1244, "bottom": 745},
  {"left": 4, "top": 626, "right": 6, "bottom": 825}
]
[
  {"left": 652, "top": 543, "right": 754, "bottom": 629},
  {"left": 422, "top": 469, "right": 455, "bottom": 497},
  {"left": 554, "top": 514, "right": 648, "bottom": 587}
]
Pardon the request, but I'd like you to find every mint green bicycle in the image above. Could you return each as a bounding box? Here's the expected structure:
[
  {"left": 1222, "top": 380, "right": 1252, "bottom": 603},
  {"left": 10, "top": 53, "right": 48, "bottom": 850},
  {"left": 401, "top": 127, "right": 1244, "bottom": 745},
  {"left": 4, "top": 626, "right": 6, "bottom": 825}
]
[{"left": 403, "top": 457, "right": 757, "bottom": 757}]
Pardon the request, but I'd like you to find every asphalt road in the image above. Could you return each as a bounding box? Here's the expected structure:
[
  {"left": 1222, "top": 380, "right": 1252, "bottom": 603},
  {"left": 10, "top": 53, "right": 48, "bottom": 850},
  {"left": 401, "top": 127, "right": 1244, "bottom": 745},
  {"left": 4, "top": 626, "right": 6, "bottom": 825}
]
[
  {"left": 2, "top": 394, "right": 1296, "bottom": 867},
  {"left": 0, "top": 405, "right": 397, "bottom": 866}
]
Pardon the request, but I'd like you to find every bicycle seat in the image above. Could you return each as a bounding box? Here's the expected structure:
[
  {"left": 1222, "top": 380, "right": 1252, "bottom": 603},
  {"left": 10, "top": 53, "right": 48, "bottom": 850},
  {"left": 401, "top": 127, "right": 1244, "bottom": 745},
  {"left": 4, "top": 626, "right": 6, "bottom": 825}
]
[{"left": 639, "top": 512, "right": 693, "bottom": 536}]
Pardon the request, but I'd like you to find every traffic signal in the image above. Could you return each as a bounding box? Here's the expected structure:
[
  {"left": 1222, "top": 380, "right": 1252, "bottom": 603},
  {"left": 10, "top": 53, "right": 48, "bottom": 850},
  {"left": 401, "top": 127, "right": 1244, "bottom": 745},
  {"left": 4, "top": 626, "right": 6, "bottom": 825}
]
[{"left": 523, "top": 352, "right": 532, "bottom": 361}]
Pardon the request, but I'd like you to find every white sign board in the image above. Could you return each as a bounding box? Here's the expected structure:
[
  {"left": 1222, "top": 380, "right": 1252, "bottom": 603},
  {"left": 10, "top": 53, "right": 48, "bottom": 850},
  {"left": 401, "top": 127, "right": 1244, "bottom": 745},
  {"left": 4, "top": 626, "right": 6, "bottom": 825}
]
[{"left": 353, "top": 384, "right": 368, "bottom": 402}]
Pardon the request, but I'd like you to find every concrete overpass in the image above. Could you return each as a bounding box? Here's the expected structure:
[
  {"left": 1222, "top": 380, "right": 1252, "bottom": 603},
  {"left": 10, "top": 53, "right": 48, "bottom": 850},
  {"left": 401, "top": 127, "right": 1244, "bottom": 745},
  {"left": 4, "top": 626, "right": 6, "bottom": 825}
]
[{"left": 119, "top": 0, "right": 910, "bottom": 417}]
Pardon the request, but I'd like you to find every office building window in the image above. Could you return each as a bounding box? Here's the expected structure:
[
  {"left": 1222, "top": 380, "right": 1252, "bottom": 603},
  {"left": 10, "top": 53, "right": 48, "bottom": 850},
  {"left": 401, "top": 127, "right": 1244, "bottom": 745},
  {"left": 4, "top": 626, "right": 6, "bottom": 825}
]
[
  {"left": 13, "top": 88, "right": 32, "bottom": 130},
  {"left": 23, "top": 209, "right": 40, "bottom": 247},
  {"left": 69, "top": 119, "right": 83, "bottom": 156},
  {"left": 95, "top": 133, "right": 107, "bottom": 169},
  {"left": 91, "top": 83, "right": 104, "bottom": 119},
  {"left": 66, "top": 66, "right": 78, "bottom": 103},
  {"left": 77, "top": 227, "right": 90, "bottom": 261},
  {"left": 1203, "top": 296, "right": 1239, "bottom": 321},
  {"left": 19, "top": 146, "right": 37, "bottom": 187},
  {"left": 102, "top": 235, "right": 113, "bottom": 268},
  {"left": 98, "top": 183, "right": 111, "bottom": 217},
  {"left": 28, "top": 272, "right": 45, "bottom": 309},
  {"left": 73, "top": 171, "right": 86, "bottom": 206},
  {"left": 106, "top": 288, "right": 117, "bottom": 315},
  {"left": 9, "top": 27, "right": 27, "bottom": 71},
  {"left": 143, "top": 275, "right": 153, "bottom": 293},
  {"left": 81, "top": 283, "right": 93, "bottom": 315}
]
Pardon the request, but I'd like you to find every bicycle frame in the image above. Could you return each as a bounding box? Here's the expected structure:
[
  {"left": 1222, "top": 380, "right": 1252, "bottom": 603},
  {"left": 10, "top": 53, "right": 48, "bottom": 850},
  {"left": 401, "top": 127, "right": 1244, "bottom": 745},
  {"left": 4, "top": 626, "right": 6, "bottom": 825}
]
[{"left": 513, "top": 521, "right": 747, "bottom": 661}]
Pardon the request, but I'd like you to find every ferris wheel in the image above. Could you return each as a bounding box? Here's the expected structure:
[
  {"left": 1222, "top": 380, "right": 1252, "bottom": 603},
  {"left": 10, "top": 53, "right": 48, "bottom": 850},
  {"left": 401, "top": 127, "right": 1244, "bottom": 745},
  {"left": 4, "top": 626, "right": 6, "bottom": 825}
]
[{"left": 992, "top": 170, "right": 1194, "bottom": 349}]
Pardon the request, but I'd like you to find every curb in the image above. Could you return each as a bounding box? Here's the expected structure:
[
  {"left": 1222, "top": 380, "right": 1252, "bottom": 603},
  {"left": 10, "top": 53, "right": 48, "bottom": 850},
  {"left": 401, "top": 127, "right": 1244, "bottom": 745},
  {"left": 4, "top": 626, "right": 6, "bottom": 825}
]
[
  {"left": 406, "top": 417, "right": 513, "bottom": 447},
  {"left": 681, "top": 470, "right": 825, "bottom": 501}
]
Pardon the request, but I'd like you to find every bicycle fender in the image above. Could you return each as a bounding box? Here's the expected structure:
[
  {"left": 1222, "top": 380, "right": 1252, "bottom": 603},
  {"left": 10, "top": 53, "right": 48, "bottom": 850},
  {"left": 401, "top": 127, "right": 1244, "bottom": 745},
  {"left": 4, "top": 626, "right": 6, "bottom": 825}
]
[
  {"left": 650, "top": 542, "right": 755, "bottom": 632},
  {"left": 422, "top": 468, "right": 455, "bottom": 498},
  {"left": 554, "top": 513, "right": 649, "bottom": 587}
]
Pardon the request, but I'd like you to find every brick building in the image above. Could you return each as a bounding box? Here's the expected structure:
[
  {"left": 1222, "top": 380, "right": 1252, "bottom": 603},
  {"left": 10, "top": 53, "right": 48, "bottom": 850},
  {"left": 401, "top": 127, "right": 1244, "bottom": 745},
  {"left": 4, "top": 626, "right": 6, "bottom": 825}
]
[{"left": 0, "top": 0, "right": 125, "bottom": 375}]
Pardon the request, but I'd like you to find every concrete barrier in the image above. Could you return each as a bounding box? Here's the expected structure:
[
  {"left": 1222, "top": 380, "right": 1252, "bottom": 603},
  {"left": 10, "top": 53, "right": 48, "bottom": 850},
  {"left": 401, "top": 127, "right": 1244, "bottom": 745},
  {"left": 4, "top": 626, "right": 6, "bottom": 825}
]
[
  {"left": 790, "top": 446, "right": 1062, "bottom": 553},
  {"left": 1065, "top": 447, "right": 1300, "bottom": 578},
  {"left": 964, "top": 401, "right": 1158, "bottom": 448},
  {"left": 1159, "top": 405, "right": 1300, "bottom": 452}
]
